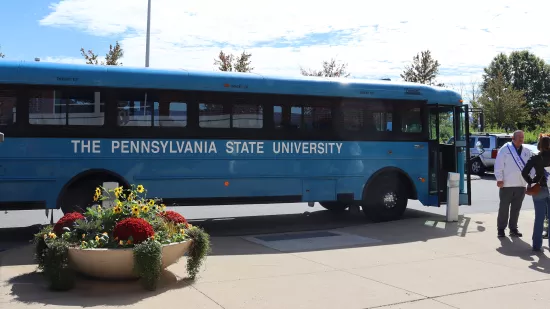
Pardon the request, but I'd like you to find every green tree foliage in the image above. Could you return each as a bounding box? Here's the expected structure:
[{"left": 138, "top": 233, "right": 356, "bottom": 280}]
[
  {"left": 80, "top": 41, "right": 124, "bottom": 66},
  {"left": 214, "top": 50, "right": 253, "bottom": 72},
  {"left": 401, "top": 50, "right": 444, "bottom": 86},
  {"left": 478, "top": 71, "right": 529, "bottom": 130},
  {"left": 300, "top": 58, "right": 351, "bottom": 77},
  {"left": 482, "top": 50, "right": 550, "bottom": 129}
]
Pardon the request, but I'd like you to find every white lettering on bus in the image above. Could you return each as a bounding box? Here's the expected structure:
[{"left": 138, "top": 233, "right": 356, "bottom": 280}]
[
  {"left": 71, "top": 140, "right": 342, "bottom": 155},
  {"left": 72, "top": 140, "right": 101, "bottom": 154}
]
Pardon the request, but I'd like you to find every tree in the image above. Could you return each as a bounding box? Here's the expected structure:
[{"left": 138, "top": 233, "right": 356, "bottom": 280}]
[
  {"left": 300, "top": 58, "right": 351, "bottom": 77},
  {"left": 482, "top": 50, "right": 550, "bottom": 129},
  {"left": 477, "top": 71, "right": 529, "bottom": 130},
  {"left": 401, "top": 50, "right": 444, "bottom": 86},
  {"left": 214, "top": 50, "right": 253, "bottom": 72},
  {"left": 80, "top": 41, "right": 124, "bottom": 66}
]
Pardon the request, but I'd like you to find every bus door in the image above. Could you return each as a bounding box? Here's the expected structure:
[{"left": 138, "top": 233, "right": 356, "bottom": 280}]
[{"left": 428, "top": 104, "right": 471, "bottom": 206}]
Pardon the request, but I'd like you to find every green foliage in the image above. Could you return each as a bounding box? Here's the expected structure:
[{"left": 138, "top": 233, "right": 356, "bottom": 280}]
[
  {"left": 477, "top": 71, "right": 529, "bottom": 130},
  {"left": 482, "top": 50, "right": 550, "bottom": 129},
  {"left": 133, "top": 239, "right": 163, "bottom": 291},
  {"left": 300, "top": 58, "right": 351, "bottom": 78},
  {"left": 33, "top": 226, "right": 75, "bottom": 291},
  {"left": 400, "top": 50, "right": 443, "bottom": 86},
  {"left": 80, "top": 41, "right": 123, "bottom": 66},
  {"left": 185, "top": 226, "right": 211, "bottom": 280},
  {"left": 214, "top": 50, "right": 253, "bottom": 72}
]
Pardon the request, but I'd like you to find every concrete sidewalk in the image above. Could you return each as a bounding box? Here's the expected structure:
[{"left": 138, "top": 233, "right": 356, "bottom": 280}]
[{"left": 2, "top": 210, "right": 550, "bottom": 309}]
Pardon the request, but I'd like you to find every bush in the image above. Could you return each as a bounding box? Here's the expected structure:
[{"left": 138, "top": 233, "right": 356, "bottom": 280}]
[{"left": 113, "top": 217, "right": 155, "bottom": 245}]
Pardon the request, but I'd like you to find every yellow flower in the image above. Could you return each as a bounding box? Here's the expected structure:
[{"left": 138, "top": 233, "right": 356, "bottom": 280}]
[
  {"left": 136, "top": 185, "right": 145, "bottom": 193},
  {"left": 141, "top": 205, "right": 150, "bottom": 213},
  {"left": 48, "top": 232, "right": 57, "bottom": 239},
  {"left": 95, "top": 235, "right": 100, "bottom": 241},
  {"left": 179, "top": 229, "right": 185, "bottom": 234},
  {"left": 113, "top": 205, "right": 122, "bottom": 214},
  {"left": 148, "top": 199, "right": 155, "bottom": 206},
  {"left": 119, "top": 240, "right": 124, "bottom": 246},
  {"left": 114, "top": 186, "right": 123, "bottom": 198},
  {"left": 95, "top": 187, "right": 101, "bottom": 196},
  {"left": 82, "top": 234, "right": 86, "bottom": 239},
  {"left": 93, "top": 193, "right": 99, "bottom": 202},
  {"left": 102, "top": 232, "right": 108, "bottom": 236},
  {"left": 160, "top": 204, "right": 166, "bottom": 211},
  {"left": 97, "top": 205, "right": 102, "bottom": 211},
  {"left": 131, "top": 205, "right": 140, "bottom": 216},
  {"left": 128, "top": 193, "right": 135, "bottom": 201}
]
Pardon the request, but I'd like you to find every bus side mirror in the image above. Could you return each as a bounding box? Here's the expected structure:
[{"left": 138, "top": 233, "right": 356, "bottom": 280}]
[{"left": 0, "top": 132, "right": 3, "bottom": 143}]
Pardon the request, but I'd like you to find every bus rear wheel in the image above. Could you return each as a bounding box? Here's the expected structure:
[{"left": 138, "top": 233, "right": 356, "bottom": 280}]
[
  {"left": 319, "top": 202, "right": 349, "bottom": 213},
  {"left": 362, "top": 174, "right": 408, "bottom": 222},
  {"left": 59, "top": 175, "right": 125, "bottom": 215}
]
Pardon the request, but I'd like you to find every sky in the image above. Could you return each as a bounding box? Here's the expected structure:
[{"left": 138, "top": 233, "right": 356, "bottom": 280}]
[{"left": 1, "top": 0, "right": 549, "bottom": 96}]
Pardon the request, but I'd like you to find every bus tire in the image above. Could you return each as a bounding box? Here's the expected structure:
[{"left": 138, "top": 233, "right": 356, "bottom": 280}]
[
  {"left": 319, "top": 202, "right": 349, "bottom": 213},
  {"left": 362, "top": 173, "right": 409, "bottom": 222},
  {"left": 58, "top": 172, "right": 128, "bottom": 215}
]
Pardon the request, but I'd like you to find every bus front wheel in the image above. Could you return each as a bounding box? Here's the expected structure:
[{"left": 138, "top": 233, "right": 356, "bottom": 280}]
[
  {"left": 319, "top": 202, "right": 349, "bottom": 213},
  {"left": 362, "top": 174, "right": 408, "bottom": 222}
]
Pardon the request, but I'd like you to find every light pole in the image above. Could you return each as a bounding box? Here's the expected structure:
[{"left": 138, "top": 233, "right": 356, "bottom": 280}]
[{"left": 145, "top": 0, "right": 151, "bottom": 67}]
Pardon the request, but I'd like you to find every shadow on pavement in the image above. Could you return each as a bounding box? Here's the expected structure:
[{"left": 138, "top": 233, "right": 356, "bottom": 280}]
[
  {"left": 5, "top": 269, "right": 193, "bottom": 307},
  {"left": 496, "top": 236, "right": 550, "bottom": 275}
]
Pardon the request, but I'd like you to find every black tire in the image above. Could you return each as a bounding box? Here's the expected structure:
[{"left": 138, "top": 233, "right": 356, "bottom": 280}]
[
  {"left": 470, "top": 158, "right": 485, "bottom": 176},
  {"left": 362, "top": 174, "right": 408, "bottom": 222},
  {"left": 59, "top": 175, "right": 123, "bottom": 214},
  {"left": 319, "top": 202, "right": 349, "bottom": 213}
]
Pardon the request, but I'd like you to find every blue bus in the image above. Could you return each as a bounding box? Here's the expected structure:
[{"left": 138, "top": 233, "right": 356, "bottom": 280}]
[{"left": 0, "top": 60, "right": 471, "bottom": 222}]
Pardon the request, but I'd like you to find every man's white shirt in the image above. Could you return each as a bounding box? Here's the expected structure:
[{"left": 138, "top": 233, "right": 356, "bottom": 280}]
[{"left": 494, "top": 142, "right": 533, "bottom": 187}]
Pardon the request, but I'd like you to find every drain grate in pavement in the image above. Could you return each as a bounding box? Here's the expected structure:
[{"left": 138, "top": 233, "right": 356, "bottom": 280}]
[
  {"left": 243, "top": 230, "right": 381, "bottom": 252},
  {"left": 254, "top": 231, "right": 340, "bottom": 242}
]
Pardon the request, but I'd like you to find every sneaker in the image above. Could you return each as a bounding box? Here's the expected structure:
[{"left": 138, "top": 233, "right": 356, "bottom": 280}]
[
  {"left": 510, "top": 229, "right": 523, "bottom": 237},
  {"left": 498, "top": 229, "right": 506, "bottom": 237}
]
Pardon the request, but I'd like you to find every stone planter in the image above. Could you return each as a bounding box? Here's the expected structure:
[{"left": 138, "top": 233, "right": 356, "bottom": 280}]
[{"left": 67, "top": 240, "right": 192, "bottom": 279}]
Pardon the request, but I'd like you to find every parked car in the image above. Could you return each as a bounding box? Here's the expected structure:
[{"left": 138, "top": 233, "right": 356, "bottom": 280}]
[{"left": 447, "top": 133, "right": 513, "bottom": 176}]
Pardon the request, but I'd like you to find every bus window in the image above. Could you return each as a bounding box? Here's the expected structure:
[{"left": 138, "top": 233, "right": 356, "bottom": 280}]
[
  {"left": 199, "top": 103, "right": 230, "bottom": 128},
  {"left": 0, "top": 88, "right": 16, "bottom": 126},
  {"left": 29, "top": 89, "right": 104, "bottom": 126},
  {"left": 232, "top": 104, "right": 263, "bottom": 129},
  {"left": 401, "top": 107, "right": 422, "bottom": 133}
]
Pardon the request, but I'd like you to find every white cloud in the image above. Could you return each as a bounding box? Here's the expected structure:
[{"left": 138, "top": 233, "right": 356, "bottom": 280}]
[{"left": 39, "top": 0, "right": 550, "bottom": 92}]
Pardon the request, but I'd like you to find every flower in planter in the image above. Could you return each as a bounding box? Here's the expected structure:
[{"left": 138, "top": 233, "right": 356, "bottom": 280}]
[
  {"left": 113, "top": 217, "right": 155, "bottom": 244},
  {"left": 33, "top": 183, "right": 211, "bottom": 292},
  {"left": 53, "top": 212, "right": 86, "bottom": 235}
]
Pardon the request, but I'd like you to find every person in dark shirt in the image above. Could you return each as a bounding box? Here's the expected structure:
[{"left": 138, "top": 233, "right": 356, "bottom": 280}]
[{"left": 521, "top": 136, "right": 550, "bottom": 251}]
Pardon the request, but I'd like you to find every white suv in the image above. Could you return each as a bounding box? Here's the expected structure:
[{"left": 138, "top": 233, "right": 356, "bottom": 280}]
[{"left": 448, "top": 133, "right": 513, "bottom": 175}]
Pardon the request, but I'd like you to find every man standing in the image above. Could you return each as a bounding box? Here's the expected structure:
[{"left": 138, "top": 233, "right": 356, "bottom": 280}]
[{"left": 494, "top": 130, "right": 532, "bottom": 237}]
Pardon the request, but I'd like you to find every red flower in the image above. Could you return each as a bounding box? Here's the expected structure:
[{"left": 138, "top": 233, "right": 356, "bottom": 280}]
[
  {"left": 53, "top": 212, "right": 85, "bottom": 235},
  {"left": 113, "top": 218, "right": 154, "bottom": 244},
  {"left": 159, "top": 210, "right": 188, "bottom": 225}
]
